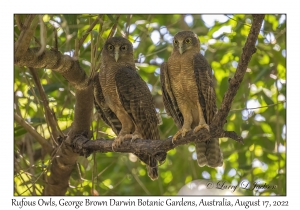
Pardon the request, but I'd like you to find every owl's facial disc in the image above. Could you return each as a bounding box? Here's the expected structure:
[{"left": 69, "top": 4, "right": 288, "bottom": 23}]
[
  {"left": 179, "top": 38, "right": 193, "bottom": 54},
  {"left": 173, "top": 39, "right": 185, "bottom": 54}
]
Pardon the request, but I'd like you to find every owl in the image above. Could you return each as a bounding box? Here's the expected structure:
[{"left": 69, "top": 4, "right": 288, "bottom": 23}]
[
  {"left": 160, "top": 31, "right": 223, "bottom": 167},
  {"left": 94, "top": 37, "right": 164, "bottom": 180}
]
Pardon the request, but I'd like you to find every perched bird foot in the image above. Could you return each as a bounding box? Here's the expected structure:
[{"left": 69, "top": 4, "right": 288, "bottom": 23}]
[
  {"left": 194, "top": 123, "right": 210, "bottom": 133},
  {"left": 172, "top": 128, "right": 191, "bottom": 143},
  {"left": 124, "top": 134, "right": 133, "bottom": 139},
  {"left": 131, "top": 133, "right": 142, "bottom": 142},
  {"left": 112, "top": 134, "right": 131, "bottom": 150},
  {"left": 112, "top": 136, "right": 124, "bottom": 150}
]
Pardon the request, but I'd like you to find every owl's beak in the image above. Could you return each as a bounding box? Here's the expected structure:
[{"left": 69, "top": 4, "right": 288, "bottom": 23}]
[
  {"left": 114, "top": 49, "right": 119, "bottom": 62},
  {"left": 178, "top": 43, "right": 185, "bottom": 55}
]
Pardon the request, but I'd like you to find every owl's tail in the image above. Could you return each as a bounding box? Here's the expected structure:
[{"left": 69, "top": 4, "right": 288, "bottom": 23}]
[
  {"left": 135, "top": 153, "right": 159, "bottom": 180},
  {"left": 195, "top": 138, "right": 223, "bottom": 168}
]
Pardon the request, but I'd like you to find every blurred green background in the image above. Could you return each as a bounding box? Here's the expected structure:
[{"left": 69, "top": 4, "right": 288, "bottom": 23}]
[{"left": 14, "top": 14, "right": 286, "bottom": 195}]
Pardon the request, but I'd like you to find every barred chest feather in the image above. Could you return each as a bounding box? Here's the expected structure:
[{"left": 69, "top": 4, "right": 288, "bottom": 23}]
[
  {"left": 99, "top": 65, "right": 121, "bottom": 111},
  {"left": 167, "top": 52, "right": 199, "bottom": 106}
]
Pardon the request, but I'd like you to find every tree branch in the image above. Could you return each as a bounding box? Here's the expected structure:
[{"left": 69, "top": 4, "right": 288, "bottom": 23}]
[
  {"left": 73, "top": 127, "right": 243, "bottom": 162},
  {"left": 15, "top": 14, "right": 23, "bottom": 30},
  {"left": 14, "top": 47, "right": 88, "bottom": 89},
  {"left": 14, "top": 15, "right": 38, "bottom": 62},
  {"left": 37, "top": 15, "right": 47, "bottom": 56},
  {"left": 211, "top": 14, "right": 265, "bottom": 130},
  {"left": 44, "top": 85, "right": 94, "bottom": 195}
]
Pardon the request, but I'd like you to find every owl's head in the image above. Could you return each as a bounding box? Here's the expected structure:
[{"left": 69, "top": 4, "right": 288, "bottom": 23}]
[
  {"left": 103, "top": 37, "right": 134, "bottom": 62},
  {"left": 172, "top": 31, "right": 200, "bottom": 54}
]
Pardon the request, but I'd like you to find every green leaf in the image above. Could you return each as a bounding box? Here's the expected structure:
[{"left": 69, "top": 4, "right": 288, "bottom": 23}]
[
  {"left": 138, "top": 65, "right": 157, "bottom": 73},
  {"left": 27, "top": 83, "right": 62, "bottom": 96},
  {"left": 14, "top": 126, "right": 27, "bottom": 137},
  {"left": 29, "top": 117, "right": 46, "bottom": 123},
  {"left": 107, "top": 15, "right": 116, "bottom": 23},
  {"left": 253, "top": 67, "right": 269, "bottom": 83},
  {"left": 267, "top": 154, "right": 278, "bottom": 161},
  {"left": 261, "top": 90, "right": 274, "bottom": 105}
]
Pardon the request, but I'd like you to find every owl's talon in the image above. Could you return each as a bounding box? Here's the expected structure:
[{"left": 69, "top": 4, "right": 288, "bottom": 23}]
[
  {"left": 172, "top": 128, "right": 191, "bottom": 143},
  {"left": 111, "top": 145, "right": 116, "bottom": 152},
  {"left": 194, "top": 123, "right": 210, "bottom": 133},
  {"left": 112, "top": 135, "right": 126, "bottom": 150},
  {"left": 130, "top": 133, "right": 142, "bottom": 142},
  {"left": 124, "top": 134, "right": 133, "bottom": 139}
]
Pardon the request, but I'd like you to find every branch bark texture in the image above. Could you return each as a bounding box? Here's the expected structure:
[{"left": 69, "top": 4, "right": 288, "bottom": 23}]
[
  {"left": 211, "top": 14, "right": 265, "bottom": 131},
  {"left": 15, "top": 47, "right": 88, "bottom": 90}
]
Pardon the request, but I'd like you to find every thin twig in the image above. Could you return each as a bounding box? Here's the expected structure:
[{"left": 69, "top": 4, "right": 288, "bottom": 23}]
[
  {"left": 275, "top": 79, "right": 282, "bottom": 194},
  {"left": 78, "top": 15, "right": 102, "bottom": 47},
  {"left": 95, "top": 16, "right": 104, "bottom": 62},
  {"left": 25, "top": 135, "right": 36, "bottom": 195},
  {"left": 125, "top": 14, "right": 132, "bottom": 38},
  {"left": 37, "top": 15, "right": 47, "bottom": 56},
  {"left": 230, "top": 100, "right": 286, "bottom": 112},
  {"left": 14, "top": 15, "right": 38, "bottom": 61},
  {"left": 95, "top": 160, "right": 117, "bottom": 179},
  {"left": 14, "top": 92, "right": 22, "bottom": 116},
  {"left": 14, "top": 113, "right": 53, "bottom": 154},
  {"left": 124, "top": 160, "right": 150, "bottom": 195},
  {"left": 92, "top": 153, "right": 96, "bottom": 195},
  {"left": 33, "top": 36, "right": 42, "bottom": 47},
  {"left": 16, "top": 169, "right": 34, "bottom": 195},
  {"left": 225, "top": 14, "right": 252, "bottom": 28},
  {"left": 275, "top": 28, "right": 286, "bottom": 40},
  {"left": 74, "top": 38, "right": 79, "bottom": 58},
  {"left": 132, "top": 15, "right": 153, "bottom": 45},
  {"left": 15, "top": 14, "right": 23, "bottom": 30},
  {"left": 103, "top": 176, "right": 126, "bottom": 195},
  {"left": 143, "top": 46, "right": 168, "bottom": 58},
  {"left": 107, "top": 15, "right": 120, "bottom": 39},
  {"left": 29, "top": 68, "right": 64, "bottom": 143},
  {"left": 225, "top": 14, "right": 284, "bottom": 36},
  {"left": 53, "top": 27, "right": 58, "bottom": 50},
  {"left": 31, "top": 140, "right": 65, "bottom": 189}
]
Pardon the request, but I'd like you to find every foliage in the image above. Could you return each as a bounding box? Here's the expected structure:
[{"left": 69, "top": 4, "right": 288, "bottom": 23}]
[{"left": 14, "top": 14, "right": 286, "bottom": 196}]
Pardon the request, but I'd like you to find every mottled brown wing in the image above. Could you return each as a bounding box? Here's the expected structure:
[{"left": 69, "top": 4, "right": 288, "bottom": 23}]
[
  {"left": 160, "top": 62, "right": 184, "bottom": 128},
  {"left": 193, "top": 53, "right": 222, "bottom": 167},
  {"left": 193, "top": 53, "right": 217, "bottom": 124},
  {"left": 93, "top": 72, "right": 122, "bottom": 135},
  {"left": 115, "top": 67, "right": 160, "bottom": 140}
]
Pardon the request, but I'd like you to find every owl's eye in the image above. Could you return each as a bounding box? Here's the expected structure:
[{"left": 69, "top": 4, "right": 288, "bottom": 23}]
[
  {"left": 173, "top": 40, "right": 178, "bottom": 45},
  {"left": 108, "top": 44, "right": 114, "bottom": 51},
  {"left": 185, "top": 38, "right": 192, "bottom": 44},
  {"left": 120, "top": 45, "right": 127, "bottom": 51}
]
